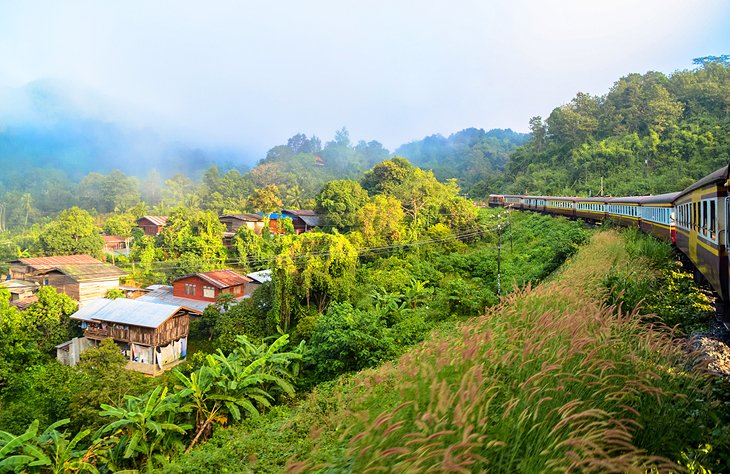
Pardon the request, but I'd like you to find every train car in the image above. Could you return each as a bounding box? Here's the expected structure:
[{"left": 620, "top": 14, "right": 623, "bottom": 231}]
[
  {"left": 504, "top": 194, "right": 524, "bottom": 210},
  {"left": 674, "top": 165, "right": 729, "bottom": 304},
  {"left": 522, "top": 196, "right": 547, "bottom": 213},
  {"left": 639, "top": 193, "right": 680, "bottom": 243},
  {"left": 545, "top": 197, "right": 576, "bottom": 218},
  {"left": 575, "top": 197, "right": 608, "bottom": 222},
  {"left": 606, "top": 196, "right": 642, "bottom": 227},
  {"left": 487, "top": 194, "right": 505, "bottom": 207}
]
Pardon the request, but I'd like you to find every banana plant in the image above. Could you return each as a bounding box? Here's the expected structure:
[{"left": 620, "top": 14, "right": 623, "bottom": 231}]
[
  {"left": 174, "top": 334, "right": 303, "bottom": 452},
  {"left": 97, "top": 385, "right": 190, "bottom": 472}
]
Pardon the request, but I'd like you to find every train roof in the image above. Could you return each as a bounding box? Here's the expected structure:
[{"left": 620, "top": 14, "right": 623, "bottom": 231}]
[
  {"left": 545, "top": 196, "right": 577, "bottom": 201},
  {"left": 574, "top": 197, "right": 609, "bottom": 203},
  {"left": 607, "top": 196, "right": 644, "bottom": 204},
  {"left": 640, "top": 192, "right": 681, "bottom": 205},
  {"left": 677, "top": 165, "right": 729, "bottom": 196}
]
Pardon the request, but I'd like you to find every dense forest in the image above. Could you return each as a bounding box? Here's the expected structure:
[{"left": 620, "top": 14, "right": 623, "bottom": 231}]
[
  {"left": 499, "top": 58, "right": 730, "bottom": 196},
  {"left": 0, "top": 60, "right": 729, "bottom": 472}
]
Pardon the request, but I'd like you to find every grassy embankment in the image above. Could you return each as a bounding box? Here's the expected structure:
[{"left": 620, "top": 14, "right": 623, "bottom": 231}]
[{"left": 163, "top": 230, "right": 727, "bottom": 473}]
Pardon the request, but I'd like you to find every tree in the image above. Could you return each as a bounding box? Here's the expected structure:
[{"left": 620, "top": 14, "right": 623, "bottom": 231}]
[
  {"left": 528, "top": 116, "right": 546, "bottom": 153},
  {"left": 102, "top": 213, "right": 136, "bottom": 239},
  {"left": 20, "top": 192, "right": 33, "bottom": 227},
  {"left": 37, "top": 207, "right": 104, "bottom": 256},
  {"left": 157, "top": 208, "right": 227, "bottom": 276},
  {"left": 273, "top": 232, "right": 358, "bottom": 330},
  {"left": 354, "top": 195, "right": 406, "bottom": 249},
  {"left": 248, "top": 185, "right": 283, "bottom": 214},
  {"left": 361, "top": 157, "right": 412, "bottom": 195},
  {"left": 23, "top": 286, "right": 78, "bottom": 353},
  {"left": 315, "top": 180, "right": 369, "bottom": 228}
]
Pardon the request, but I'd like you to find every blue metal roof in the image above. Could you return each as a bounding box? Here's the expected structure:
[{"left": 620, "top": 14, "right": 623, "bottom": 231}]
[{"left": 71, "top": 298, "right": 188, "bottom": 328}]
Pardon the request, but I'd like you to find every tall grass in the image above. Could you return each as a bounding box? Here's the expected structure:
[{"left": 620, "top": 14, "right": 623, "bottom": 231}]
[
  {"left": 289, "top": 232, "right": 719, "bottom": 472},
  {"left": 163, "top": 231, "right": 726, "bottom": 473}
]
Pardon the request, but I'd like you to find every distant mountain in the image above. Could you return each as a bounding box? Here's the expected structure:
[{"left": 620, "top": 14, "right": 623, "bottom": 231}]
[
  {"left": 0, "top": 79, "right": 251, "bottom": 185},
  {"left": 395, "top": 128, "right": 529, "bottom": 196}
]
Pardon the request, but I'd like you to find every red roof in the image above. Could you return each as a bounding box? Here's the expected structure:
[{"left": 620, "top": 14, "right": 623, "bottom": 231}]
[
  {"left": 177, "top": 270, "right": 252, "bottom": 289},
  {"left": 18, "top": 255, "right": 103, "bottom": 269},
  {"left": 102, "top": 235, "right": 126, "bottom": 243},
  {"left": 139, "top": 216, "right": 168, "bottom": 226}
]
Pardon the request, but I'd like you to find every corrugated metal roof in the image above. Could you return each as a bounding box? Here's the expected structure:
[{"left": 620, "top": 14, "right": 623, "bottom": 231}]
[
  {"left": 220, "top": 213, "right": 263, "bottom": 222},
  {"left": 71, "top": 298, "right": 186, "bottom": 328},
  {"left": 247, "top": 269, "right": 272, "bottom": 284},
  {"left": 299, "top": 215, "right": 321, "bottom": 227},
  {"left": 139, "top": 215, "right": 169, "bottom": 226},
  {"left": 16, "top": 255, "right": 126, "bottom": 280},
  {"left": 102, "top": 235, "right": 126, "bottom": 243},
  {"left": 193, "top": 270, "right": 251, "bottom": 288},
  {"left": 138, "top": 285, "right": 246, "bottom": 313},
  {"left": 0, "top": 279, "right": 39, "bottom": 290}
]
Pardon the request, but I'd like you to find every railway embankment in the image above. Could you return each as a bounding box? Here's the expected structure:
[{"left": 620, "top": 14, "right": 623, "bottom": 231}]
[{"left": 163, "top": 230, "right": 730, "bottom": 473}]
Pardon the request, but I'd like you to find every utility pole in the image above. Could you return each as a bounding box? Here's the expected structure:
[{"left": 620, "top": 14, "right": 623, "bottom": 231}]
[{"left": 497, "top": 218, "right": 502, "bottom": 297}]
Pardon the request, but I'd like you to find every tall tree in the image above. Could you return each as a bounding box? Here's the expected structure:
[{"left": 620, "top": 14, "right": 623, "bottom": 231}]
[{"left": 36, "top": 207, "right": 104, "bottom": 256}]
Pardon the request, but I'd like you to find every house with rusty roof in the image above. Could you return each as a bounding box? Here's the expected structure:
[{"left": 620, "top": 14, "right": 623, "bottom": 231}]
[
  {"left": 9, "top": 255, "right": 126, "bottom": 305},
  {"left": 102, "top": 235, "right": 130, "bottom": 255},
  {"left": 60, "top": 298, "right": 192, "bottom": 375},
  {"left": 172, "top": 269, "right": 251, "bottom": 302},
  {"left": 137, "top": 215, "right": 169, "bottom": 236},
  {"left": 136, "top": 270, "right": 254, "bottom": 312}
]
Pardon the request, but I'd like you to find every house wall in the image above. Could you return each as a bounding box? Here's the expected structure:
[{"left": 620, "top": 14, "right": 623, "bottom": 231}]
[
  {"left": 138, "top": 218, "right": 163, "bottom": 236},
  {"left": 173, "top": 276, "right": 218, "bottom": 302},
  {"left": 156, "top": 313, "right": 190, "bottom": 346},
  {"left": 244, "top": 281, "right": 260, "bottom": 297}
]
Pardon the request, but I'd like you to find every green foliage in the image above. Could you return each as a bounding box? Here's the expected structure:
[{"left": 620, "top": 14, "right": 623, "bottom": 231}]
[
  {"left": 315, "top": 179, "right": 369, "bottom": 228},
  {"left": 157, "top": 207, "right": 227, "bottom": 277},
  {"left": 102, "top": 213, "right": 136, "bottom": 238},
  {"left": 173, "top": 334, "right": 303, "bottom": 451},
  {"left": 307, "top": 302, "right": 395, "bottom": 382},
  {"left": 36, "top": 207, "right": 104, "bottom": 257},
  {"left": 104, "top": 288, "right": 125, "bottom": 299},
  {"left": 603, "top": 230, "right": 714, "bottom": 333},
  {"left": 504, "top": 64, "right": 730, "bottom": 196},
  {"left": 273, "top": 232, "right": 358, "bottom": 330}
]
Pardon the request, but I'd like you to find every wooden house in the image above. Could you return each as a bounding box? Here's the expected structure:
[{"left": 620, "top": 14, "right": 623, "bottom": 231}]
[
  {"left": 137, "top": 216, "right": 168, "bottom": 236},
  {"left": 102, "top": 235, "right": 129, "bottom": 255},
  {"left": 219, "top": 214, "right": 265, "bottom": 235},
  {"left": 245, "top": 269, "right": 271, "bottom": 297},
  {"left": 0, "top": 278, "right": 39, "bottom": 302},
  {"left": 69, "top": 298, "right": 192, "bottom": 375},
  {"left": 173, "top": 270, "right": 251, "bottom": 302},
  {"left": 9, "top": 255, "right": 126, "bottom": 305},
  {"left": 282, "top": 209, "right": 322, "bottom": 234}
]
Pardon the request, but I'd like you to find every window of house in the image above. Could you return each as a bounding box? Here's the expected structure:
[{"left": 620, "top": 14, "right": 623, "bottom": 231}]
[
  {"left": 184, "top": 283, "right": 196, "bottom": 296},
  {"left": 203, "top": 286, "right": 215, "bottom": 299}
]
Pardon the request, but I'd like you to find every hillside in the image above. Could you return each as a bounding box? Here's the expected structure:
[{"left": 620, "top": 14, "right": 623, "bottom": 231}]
[
  {"left": 161, "top": 229, "right": 730, "bottom": 473},
  {"left": 498, "top": 60, "right": 730, "bottom": 197}
]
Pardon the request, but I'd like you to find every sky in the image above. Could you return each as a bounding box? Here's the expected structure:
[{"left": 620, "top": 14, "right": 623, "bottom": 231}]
[{"left": 0, "top": 0, "right": 728, "bottom": 161}]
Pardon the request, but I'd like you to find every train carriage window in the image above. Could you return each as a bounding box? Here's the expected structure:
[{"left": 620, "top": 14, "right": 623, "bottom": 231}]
[
  {"left": 701, "top": 201, "right": 708, "bottom": 236},
  {"left": 710, "top": 200, "right": 716, "bottom": 240}
]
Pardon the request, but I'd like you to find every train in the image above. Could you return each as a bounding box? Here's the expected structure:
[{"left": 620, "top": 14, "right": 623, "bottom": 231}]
[{"left": 488, "top": 165, "right": 729, "bottom": 325}]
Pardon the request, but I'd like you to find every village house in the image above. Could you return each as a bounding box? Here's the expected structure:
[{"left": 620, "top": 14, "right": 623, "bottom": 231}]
[
  {"left": 59, "top": 298, "right": 193, "bottom": 375},
  {"left": 282, "top": 209, "right": 322, "bottom": 234},
  {"left": 219, "top": 213, "right": 265, "bottom": 235},
  {"left": 0, "top": 278, "right": 39, "bottom": 302},
  {"left": 173, "top": 270, "right": 251, "bottom": 302},
  {"left": 8, "top": 255, "right": 126, "bottom": 305},
  {"left": 137, "top": 270, "right": 252, "bottom": 312},
  {"left": 137, "top": 215, "right": 168, "bottom": 236},
  {"left": 102, "top": 235, "right": 130, "bottom": 255},
  {"left": 245, "top": 269, "right": 271, "bottom": 297}
]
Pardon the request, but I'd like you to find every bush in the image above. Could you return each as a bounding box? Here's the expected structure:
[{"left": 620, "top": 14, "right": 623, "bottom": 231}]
[{"left": 307, "top": 302, "right": 396, "bottom": 383}]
